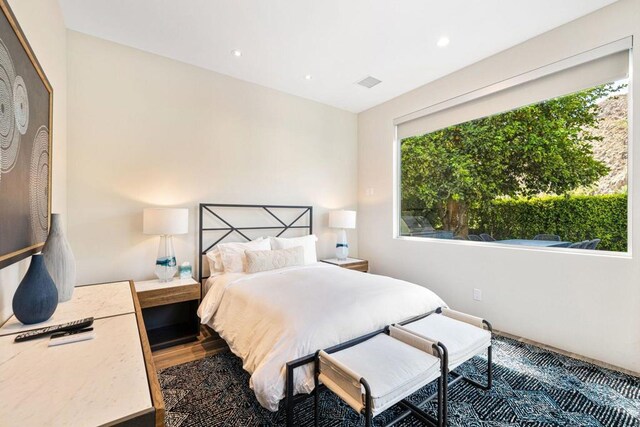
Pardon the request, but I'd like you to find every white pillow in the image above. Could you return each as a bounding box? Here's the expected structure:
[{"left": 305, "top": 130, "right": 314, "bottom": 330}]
[
  {"left": 205, "top": 248, "right": 224, "bottom": 274},
  {"left": 218, "top": 238, "right": 271, "bottom": 273},
  {"left": 270, "top": 234, "right": 318, "bottom": 265},
  {"left": 245, "top": 246, "right": 304, "bottom": 273}
]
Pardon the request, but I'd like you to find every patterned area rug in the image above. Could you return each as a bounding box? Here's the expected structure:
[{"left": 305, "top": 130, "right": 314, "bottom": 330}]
[{"left": 158, "top": 335, "right": 640, "bottom": 426}]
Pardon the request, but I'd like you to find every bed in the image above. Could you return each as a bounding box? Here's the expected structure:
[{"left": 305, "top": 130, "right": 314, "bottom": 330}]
[{"left": 197, "top": 204, "right": 446, "bottom": 421}]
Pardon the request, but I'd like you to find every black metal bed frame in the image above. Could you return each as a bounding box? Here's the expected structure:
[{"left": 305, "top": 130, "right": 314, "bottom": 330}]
[
  {"left": 196, "top": 204, "right": 492, "bottom": 426},
  {"left": 198, "top": 203, "right": 313, "bottom": 282}
]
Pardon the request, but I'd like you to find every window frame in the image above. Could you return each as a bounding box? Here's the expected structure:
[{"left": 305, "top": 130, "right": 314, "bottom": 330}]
[{"left": 392, "top": 37, "right": 633, "bottom": 257}]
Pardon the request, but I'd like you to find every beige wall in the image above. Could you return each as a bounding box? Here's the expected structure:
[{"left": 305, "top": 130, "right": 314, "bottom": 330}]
[
  {"left": 357, "top": 0, "right": 640, "bottom": 373},
  {"left": 0, "top": 0, "right": 67, "bottom": 324},
  {"left": 66, "top": 31, "right": 358, "bottom": 285}
]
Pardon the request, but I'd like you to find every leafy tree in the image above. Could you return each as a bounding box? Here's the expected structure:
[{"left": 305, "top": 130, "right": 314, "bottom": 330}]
[{"left": 401, "top": 84, "right": 620, "bottom": 236}]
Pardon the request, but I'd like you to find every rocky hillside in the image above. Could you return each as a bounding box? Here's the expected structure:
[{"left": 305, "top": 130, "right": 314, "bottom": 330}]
[{"left": 587, "top": 94, "right": 628, "bottom": 195}]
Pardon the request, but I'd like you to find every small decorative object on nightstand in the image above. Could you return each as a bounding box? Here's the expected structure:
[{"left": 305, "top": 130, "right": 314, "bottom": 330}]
[
  {"left": 328, "top": 210, "right": 356, "bottom": 260},
  {"left": 320, "top": 257, "right": 369, "bottom": 273},
  {"left": 143, "top": 208, "right": 189, "bottom": 282},
  {"left": 179, "top": 261, "right": 192, "bottom": 279},
  {"left": 135, "top": 277, "right": 200, "bottom": 351}
]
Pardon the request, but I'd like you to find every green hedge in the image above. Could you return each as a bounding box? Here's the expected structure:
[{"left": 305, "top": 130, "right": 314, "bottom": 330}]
[{"left": 473, "top": 194, "right": 627, "bottom": 252}]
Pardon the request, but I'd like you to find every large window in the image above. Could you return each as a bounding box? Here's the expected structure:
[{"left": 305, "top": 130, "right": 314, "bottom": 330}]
[{"left": 397, "top": 44, "right": 630, "bottom": 253}]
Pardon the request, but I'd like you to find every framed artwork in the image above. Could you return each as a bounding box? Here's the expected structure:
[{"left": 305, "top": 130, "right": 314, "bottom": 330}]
[{"left": 0, "top": 0, "right": 53, "bottom": 270}]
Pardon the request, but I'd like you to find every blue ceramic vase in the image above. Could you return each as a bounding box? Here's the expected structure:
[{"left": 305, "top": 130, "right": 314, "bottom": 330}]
[{"left": 12, "top": 254, "right": 58, "bottom": 324}]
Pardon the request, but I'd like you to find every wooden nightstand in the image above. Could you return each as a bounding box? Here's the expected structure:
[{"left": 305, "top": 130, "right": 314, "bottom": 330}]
[
  {"left": 135, "top": 277, "right": 201, "bottom": 351},
  {"left": 320, "top": 258, "right": 369, "bottom": 272}
]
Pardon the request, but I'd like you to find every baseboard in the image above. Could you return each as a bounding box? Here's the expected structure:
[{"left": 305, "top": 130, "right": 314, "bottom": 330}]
[{"left": 494, "top": 329, "right": 639, "bottom": 378}]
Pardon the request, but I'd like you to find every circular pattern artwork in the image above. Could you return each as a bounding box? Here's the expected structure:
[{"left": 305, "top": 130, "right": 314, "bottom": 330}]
[
  {"left": 30, "top": 126, "right": 49, "bottom": 243},
  {"left": 13, "top": 75, "right": 28, "bottom": 135},
  {"left": 0, "top": 70, "right": 13, "bottom": 139},
  {"left": 0, "top": 38, "right": 20, "bottom": 174},
  {"left": 0, "top": 4, "right": 52, "bottom": 270}
]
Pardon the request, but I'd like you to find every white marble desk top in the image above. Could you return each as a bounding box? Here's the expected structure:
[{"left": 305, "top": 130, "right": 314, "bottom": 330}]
[
  {"left": 0, "top": 281, "right": 134, "bottom": 336},
  {"left": 0, "top": 314, "right": 153, "bottom": 427}
]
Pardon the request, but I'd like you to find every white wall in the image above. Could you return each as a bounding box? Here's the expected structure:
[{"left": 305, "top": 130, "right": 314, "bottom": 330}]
[
  {"left": 358, "top": 0, "right": 640, "bottom": 373},
  {"left": 0, "top": 0, "right": 67, "bottom": 324},
  {"left": 66, "top": 31, "right": 358, "bottom": 285}
]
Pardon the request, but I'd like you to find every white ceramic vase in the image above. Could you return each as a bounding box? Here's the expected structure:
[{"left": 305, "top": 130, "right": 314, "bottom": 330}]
[{"left": 42, "top": 214, "right": 77, "bottom": 302}]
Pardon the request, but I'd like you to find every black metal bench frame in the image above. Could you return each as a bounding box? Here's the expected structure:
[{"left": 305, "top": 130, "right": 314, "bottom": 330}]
[
  {"left": 285, "top": 308, "right": 493, "bottom": 426},
  {"left": 312, "top": 328, "right": 447, "bottom": 427}
]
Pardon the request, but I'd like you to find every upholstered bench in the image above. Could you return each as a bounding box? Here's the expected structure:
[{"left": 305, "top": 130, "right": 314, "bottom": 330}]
[
  {"left": 314, "top": 326, "right": 446, "bottom": 427},
  {"left": 401, "top": 307, "right": 493, "bottom": 420}
]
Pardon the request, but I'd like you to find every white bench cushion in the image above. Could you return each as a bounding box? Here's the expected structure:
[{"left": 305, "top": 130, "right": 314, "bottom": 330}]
[
  {"left": 403, "top": 313, "right": 490, "bottom": 370},
  {"left": 323, "top": 334, "right": 441, "bottom": 415}
]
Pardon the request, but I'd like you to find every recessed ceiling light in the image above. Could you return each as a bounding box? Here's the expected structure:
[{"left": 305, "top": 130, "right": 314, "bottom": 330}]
[
  {"left": 231, "top": 49, "right": 242, "bottom": 57},
  {"left": 437, "top": 36, "right": 450, "bottom": 48},
  {"left": 304, "top": 74, "right": 313, "bottom": 80}
]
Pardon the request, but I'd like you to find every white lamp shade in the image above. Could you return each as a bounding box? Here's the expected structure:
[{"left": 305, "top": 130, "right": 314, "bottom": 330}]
[
  {"left": 329, "top": 210, "right": 356, "bottom": 229},
  {"left": 143, "top": 208, "right": 189, "bottom": 235}
]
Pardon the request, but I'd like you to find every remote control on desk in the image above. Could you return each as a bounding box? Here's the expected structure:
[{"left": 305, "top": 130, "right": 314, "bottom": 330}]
[
  {"left": 14, "top": 317, "right": 94, "bottom": 342},
  {"left": 48, "top": 327, "right": 95, "bottom": 347}
]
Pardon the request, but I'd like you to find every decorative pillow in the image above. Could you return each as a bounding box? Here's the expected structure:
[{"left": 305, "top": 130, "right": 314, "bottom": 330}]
[
  {"left": 205, "top": 248, "right": 223, "bottom": 274},
  {"left": 245, "top": 246, "right": 304, "bottom": 273},
  {"left": 270, "top": 234, "right": 318, "bottom": 265},
  {"left": 218, "top": 238, "right": 271, "bottom": 273}
]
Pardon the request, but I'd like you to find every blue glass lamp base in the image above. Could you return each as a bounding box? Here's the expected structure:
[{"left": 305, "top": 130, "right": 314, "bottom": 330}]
[
  {"left": 336, "top": 244, "right": 349, "bottom": 261},
  {"left": 155, "top": 235, "right": 177, "bottom": 282},
  {"left": 155, "top": 257, "right": 177, "bottom": 282},
  {"left": 335, "top": 228, "right": 349, "bottom": 261}
]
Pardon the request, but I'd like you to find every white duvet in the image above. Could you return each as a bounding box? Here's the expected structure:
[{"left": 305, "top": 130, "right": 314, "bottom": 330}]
[{"left": 197, "top": 263, "right": 446, "bottom": 411}]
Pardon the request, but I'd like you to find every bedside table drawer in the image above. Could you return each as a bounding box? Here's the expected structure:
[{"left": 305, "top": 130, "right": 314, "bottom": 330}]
[
  {"left": 320, "top": 258, "right": 369, "bottom": 272},
  {"left": 344, "top": 261, "right": 369, "bottom": 272},
  {"left": 138, "top": 284, "right": 200, "bottom": 309}
]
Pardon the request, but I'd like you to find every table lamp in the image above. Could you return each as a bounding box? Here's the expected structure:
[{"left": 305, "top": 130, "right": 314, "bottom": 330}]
[
  {"left": 143, "top": 208, "right": 188, "bottom": 282},
  {"left": 329, "top": 210, "right": 356, "bottom": 261}
]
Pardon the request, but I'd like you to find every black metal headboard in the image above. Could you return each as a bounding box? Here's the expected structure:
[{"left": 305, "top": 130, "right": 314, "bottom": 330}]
[{"left": 198, "top": 203, "right": 313, "bottom": 281}]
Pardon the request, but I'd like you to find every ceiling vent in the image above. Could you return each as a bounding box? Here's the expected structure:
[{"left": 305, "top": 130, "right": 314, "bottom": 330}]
[{"left": 356, "top": 76, "right": 382, "bottom": 89}]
